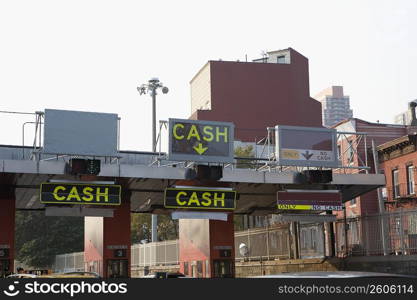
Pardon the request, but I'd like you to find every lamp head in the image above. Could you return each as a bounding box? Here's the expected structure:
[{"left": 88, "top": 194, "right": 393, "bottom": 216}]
[
  {"left": 137, "top": 86, "right": 147, "bottom": 95},
  {"left": 149, "top": 77, "right": 160, "bottom": 84}
]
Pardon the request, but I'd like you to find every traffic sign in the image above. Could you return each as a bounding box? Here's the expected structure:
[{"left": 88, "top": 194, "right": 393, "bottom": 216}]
[
  {"left": 40, "top": 182, "right": 122, "bottom": 206},
  {"left": 277, "top": 190, "right": 343, "bottom": 211},
  {"left": 164, "top": 187, "right": 236, "bottom": 210},
  {"left": 168, "top": 118, "right": 234, "bottom": 163},
  {"left": 275, "top": 125, "right": 339, "bottom": 167}
]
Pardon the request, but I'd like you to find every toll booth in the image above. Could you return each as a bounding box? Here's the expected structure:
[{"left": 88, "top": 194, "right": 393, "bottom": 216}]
[
  {"left": 0, "top": 186, "right": 15, "bottom": 278},
  {"left": 179, "top": 215, "right": 235, "bottom": 278},
  {"left": 84, "top": 192, "right": 131, "bottom": 278},
  {"left": 173, "top": 177, "right": 236, "bottom": 278}
]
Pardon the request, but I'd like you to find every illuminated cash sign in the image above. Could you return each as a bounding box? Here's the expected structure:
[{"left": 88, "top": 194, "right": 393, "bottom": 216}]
[
  {"left": 40, "top": 182, "right": 121, "bottom": 205},
  {"left": 164, "top": 188, "right": 236, "bottom": 210},
  {"left": 168, "top": 118, "right": 234, "bottom": 163}
]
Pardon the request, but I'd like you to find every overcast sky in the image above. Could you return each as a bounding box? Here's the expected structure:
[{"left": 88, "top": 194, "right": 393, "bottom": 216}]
[{"left": 1, "top": 0, "right": 416, "bottom": 151}]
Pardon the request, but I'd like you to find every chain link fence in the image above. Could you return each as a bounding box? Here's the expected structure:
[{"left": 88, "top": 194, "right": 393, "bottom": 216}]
[
  {"left": 234, "top": 224, "right": 291, "bottom": 260},
  {"left": 335, "top": 209, "right": 417, "bottom": 256},
  {"left": 233, "top": 223, "right": 325, "bottom": 261}
]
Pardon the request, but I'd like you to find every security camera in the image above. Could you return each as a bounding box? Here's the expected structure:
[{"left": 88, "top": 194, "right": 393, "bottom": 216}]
[{"left": 162, "top": 86, "right": 169, "bottom": 94}]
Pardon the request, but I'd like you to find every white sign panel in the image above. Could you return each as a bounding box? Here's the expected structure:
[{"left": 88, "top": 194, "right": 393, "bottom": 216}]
[{"left": 275, "top": 125, "right": 339, "bottom": 167}]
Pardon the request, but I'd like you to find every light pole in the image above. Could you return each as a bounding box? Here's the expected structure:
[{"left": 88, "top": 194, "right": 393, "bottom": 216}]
[{"left": 137, "top": 77, "right": 169, "bottom": 242}]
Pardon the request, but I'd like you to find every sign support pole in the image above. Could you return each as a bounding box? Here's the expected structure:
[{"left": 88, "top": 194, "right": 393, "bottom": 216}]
[{"left": 151, "top": 87, "right": 158, "bottom": 243}]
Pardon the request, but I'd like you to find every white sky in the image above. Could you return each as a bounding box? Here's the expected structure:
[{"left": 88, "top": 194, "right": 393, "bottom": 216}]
[{"left": 1, "top": 0, "right": 416, "bottom": 151}]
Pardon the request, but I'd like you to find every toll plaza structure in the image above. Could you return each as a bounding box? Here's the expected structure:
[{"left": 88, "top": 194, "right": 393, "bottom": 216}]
[{"left": 0, "top": 109, "right": 385, "bottom": 278}]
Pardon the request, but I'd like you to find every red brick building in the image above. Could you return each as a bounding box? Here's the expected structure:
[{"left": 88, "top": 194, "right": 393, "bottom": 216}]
[
  {"left": 333, "top": 118, "right": 412, "bottom": 217},
  {"left": 190, "top": 48, "right": 323, "bottom": 142},
  {"left": 377, "top": 134, "right": 417, "bottom": 211}
]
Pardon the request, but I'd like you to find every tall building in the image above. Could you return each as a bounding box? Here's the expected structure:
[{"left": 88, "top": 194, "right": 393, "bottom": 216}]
[
  {"left": 190, "top": 48, "right": 323, "bottom": 142},
  {"left": 394, "top": 100, "right": 417, "bottom": 125},
  {"left": 314, "top": 86, "right": 353, "bottom": 128}
]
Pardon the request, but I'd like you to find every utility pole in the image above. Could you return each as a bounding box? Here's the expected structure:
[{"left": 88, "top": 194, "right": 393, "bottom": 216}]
[{"left": 137, "top": 78, "right": 169, "bottom": 242}]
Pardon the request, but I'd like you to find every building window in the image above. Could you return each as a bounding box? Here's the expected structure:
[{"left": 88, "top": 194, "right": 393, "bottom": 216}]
[
  {"left": 407, "top": 165, "right": 415, "bottom": 195},
  {"left": 393, "top": 169, "right": 400, "bottom": 198},
  {"left": 277, "top": 55, "right": 285, "bottom": 63}
]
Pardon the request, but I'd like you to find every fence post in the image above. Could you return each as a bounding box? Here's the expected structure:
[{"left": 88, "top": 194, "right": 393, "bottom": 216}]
[
  {"left": 364, "top": 216, "right": 370, "bottom": 256},
  {"left": 343, "top": 205, "right": 349, "bottom": 257},
  {"left": 266, "top": 223, "right": 270, "bottom": 260},
  {"left": 247, "top": 228, "right": 251, "bottom": 262},
  {"left": 287, "top": 225, "right": 291, "bottom": 259},
  {"left": 399, "top": 209, "right": 405, "bottom": 255},
  {"left": 165, "top": 241, "right": 167, "bottom": 265}
]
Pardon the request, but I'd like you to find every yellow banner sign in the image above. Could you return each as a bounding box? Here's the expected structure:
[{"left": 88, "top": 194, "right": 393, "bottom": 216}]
[
  {"left": 281, "top": 149, "right": 300, "bottom": 160},
  {"left": 277, "top": 204, "right": 313, "bottom": 210}
]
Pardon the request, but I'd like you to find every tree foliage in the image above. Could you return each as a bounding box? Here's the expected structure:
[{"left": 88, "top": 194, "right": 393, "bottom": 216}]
[
  {"left": 15, "top": 211, "right": 84, "bottom": 268},
  {"left": 15, "top": 211, "right": 179, "bottom": 268},
  {"left": 234, "top": 145, "right": 255, "bottom": 169},
  {"left": 131, "top": 213, "right": 178, "bottom": 243}
]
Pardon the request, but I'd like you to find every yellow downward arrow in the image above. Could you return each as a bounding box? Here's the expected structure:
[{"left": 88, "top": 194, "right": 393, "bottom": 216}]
[{"left": 193, "top": 143, "right": 208, "bottom": 155}]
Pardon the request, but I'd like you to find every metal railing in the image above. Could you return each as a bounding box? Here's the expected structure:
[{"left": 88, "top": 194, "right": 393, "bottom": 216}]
[
  {"left": 0, "top": 111, "right": 372, "bottom": 174},
  {"left": 53, "top": 223, "right": 327, "bottom": 273},
  {"left": 53, "top": 252, "right": 84, "bottom": 273},
  {"left": 235, "top": 222, "right": 325, "bottom": 260},
  {"left": 335, "top": 209, "right": 417, "bottom": 256},
  {"left": 235, "top": 224, "right": 291, "bottom": 260},
  {"left": 131, "top": 240, "right": 179, "bottom": 267},
  {"left": 50, "top": 210, "right": 417, "bottom": 273},
  {"left": 255, "top": 128, "right": 371, "bottom": 173}
]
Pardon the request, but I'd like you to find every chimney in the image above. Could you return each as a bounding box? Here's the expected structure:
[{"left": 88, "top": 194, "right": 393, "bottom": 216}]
[{"left": 409, "top": 101, "right": 417, "bottom": 126}]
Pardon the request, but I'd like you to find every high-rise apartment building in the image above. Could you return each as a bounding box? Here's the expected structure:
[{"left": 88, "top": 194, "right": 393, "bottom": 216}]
[
  {"left": 394, "top": 100, "right": 417, "bottom": 125},
  {"left": 314, "top": 86, "right": 353, "bottom": 127}
]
